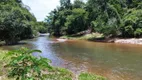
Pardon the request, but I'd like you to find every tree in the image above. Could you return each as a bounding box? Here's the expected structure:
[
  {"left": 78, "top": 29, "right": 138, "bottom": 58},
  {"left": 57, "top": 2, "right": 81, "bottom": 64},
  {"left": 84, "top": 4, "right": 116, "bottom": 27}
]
[
  {"left": 37, "top": 22, "right": 48, "bottom": 33},
  {"left": 86, "top": 0, "right": 124, "bottom": 37},
  {"left": 65, "top": 8, "right": 88, "bottom": 34},
  {"left": 60, "top": 0, "right": 72, "bottom": 9},
  {"left": 0, "top": 0, "right": 39, "bottom": 44},
  {"left": 73, "top": 0, "right": 85, "bottom": 8},
  {"left": 46, "top": 0, "right": 142, "bottom": 38},
  {"left": 120, "top": 9, "right": 142, "bottom": 37}
]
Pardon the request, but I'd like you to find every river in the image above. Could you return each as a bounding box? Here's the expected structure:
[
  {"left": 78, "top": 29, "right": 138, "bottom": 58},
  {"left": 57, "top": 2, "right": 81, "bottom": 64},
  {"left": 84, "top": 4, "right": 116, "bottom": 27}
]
[{"left": 0, "top": 34, "right": 142, "bottom": 80}]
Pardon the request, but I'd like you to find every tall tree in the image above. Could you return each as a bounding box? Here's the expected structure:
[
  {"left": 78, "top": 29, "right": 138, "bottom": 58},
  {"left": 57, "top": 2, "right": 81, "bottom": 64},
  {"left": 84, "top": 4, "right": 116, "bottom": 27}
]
[
  {"left": 0, "top": 0, "right": 39, "bottom": 44},
  {"left": 73, "top": 0, "right": 85, "bottom": 8},
  {"left": 60, "top": 0, "right": 72, "bottom": 9}
]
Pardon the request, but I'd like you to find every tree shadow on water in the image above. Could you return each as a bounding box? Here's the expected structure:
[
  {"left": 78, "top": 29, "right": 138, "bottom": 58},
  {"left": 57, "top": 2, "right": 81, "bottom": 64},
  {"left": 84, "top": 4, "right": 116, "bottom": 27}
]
[{"left": 0, "top": 42, "right": 27, "bottom": 47}]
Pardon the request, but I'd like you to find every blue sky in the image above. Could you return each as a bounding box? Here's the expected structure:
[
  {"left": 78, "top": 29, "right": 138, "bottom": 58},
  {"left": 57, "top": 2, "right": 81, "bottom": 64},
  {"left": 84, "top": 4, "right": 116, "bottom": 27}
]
[{"left": 22, "top": 0, "right": 75, "bottom": 21}]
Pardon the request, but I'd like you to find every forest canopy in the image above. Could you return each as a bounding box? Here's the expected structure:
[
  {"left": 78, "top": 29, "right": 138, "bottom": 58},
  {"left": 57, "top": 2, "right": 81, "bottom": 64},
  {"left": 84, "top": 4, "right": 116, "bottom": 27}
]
[
  {"left": 0, "top": 0, "right": 48, "bottom": 45},
  {"left": 46, "top": 0, "right": 142, "bottom": 38}
]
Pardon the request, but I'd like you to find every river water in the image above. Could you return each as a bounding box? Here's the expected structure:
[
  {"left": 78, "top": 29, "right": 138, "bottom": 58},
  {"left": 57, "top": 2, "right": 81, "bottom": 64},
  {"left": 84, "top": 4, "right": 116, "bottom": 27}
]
[{"left": 0, "top": 34, "right": 142, "bottom": 80}]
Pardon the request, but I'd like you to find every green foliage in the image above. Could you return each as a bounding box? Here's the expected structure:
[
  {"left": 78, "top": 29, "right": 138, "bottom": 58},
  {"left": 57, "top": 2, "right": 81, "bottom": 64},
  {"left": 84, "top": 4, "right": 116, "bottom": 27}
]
[
  {"left": 44, "top": 68, "right": 72, "bottom": 80},
  {"left": 60, "top": 0, "right": 71, "bottom": 9},
  {"left": 65, "top": 8, "right": 88, "bottom": 34},
  {"left": 46, "top": 8, "right": 72, "bottom": 36},
  {"left": 5, "top": 48, "right": 52, "bottom": 80},
  {"left": 0, "top": 0, "right": 40, "bottom": 45},
  {"left": 46, "top": 0, "right": 88, "bottom": 36},
  {"left": 73, "top": 0, "right": 85, "bottom": 8},
  {"left": 87, "top": 0, "right": 123, "bottom": 37},
  {"left": 0, "top": 49, "right": 8, "bottom": 75},
  {"left": 121, "top": 9, "right": 142, "bottom": 37},
  {"left": 79, "top": 73, "right": 107, "bottom": 80},
  {"left": 46, "top": 0, "right": 142, "bottom": 38},
  {"left": 134, "top": 28, "right": 142, "bottom": 37},
  {"left": 36, "top": 22, "right": 48, "bottom": 33}
]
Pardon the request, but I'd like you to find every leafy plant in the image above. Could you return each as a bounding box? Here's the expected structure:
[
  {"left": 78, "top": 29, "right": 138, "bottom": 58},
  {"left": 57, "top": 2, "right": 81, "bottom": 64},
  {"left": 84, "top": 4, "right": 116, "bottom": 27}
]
[{"left": 4, "top": 48, "right": 53, "bottom": 80}]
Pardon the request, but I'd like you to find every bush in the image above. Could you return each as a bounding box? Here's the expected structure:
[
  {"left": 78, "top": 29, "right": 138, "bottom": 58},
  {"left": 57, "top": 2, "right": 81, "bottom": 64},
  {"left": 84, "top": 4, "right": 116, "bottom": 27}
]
[
  {"left": 134, "top": 28, "right": 142, "bottom": 37},
  {"left": 4, "top": 48, "right": 52, "bottom": 80},
  {"left": 3, "top": 48, "right": 73, "bottom": 80}
]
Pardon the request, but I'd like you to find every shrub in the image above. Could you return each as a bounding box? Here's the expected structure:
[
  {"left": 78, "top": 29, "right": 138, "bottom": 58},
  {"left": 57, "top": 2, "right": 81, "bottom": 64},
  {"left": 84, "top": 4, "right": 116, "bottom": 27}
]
[
  {"left": 5, "top": 48, "right": 52, "bottom": 80},
  {"left": 4, "top": 48, "right": 73, "bottom": 80}
]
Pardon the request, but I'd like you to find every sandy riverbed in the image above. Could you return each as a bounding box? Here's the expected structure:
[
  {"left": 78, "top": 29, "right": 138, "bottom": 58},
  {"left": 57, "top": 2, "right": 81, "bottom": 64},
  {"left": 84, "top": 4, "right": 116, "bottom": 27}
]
[{"left": 115, "top": 38, "right": 142, "bottom": 45}]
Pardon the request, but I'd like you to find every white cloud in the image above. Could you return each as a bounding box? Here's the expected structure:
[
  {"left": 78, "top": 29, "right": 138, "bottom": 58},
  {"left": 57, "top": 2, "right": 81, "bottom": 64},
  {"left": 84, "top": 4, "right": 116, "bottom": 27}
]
[{"left": 22, "top": 0, "right": 75, "bottom": 21}]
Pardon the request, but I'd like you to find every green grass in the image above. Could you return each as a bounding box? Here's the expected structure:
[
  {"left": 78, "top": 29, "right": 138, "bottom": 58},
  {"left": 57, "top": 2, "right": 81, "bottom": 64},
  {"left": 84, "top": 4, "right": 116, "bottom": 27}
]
[
  {"left": 0, "top": 49, "right": 8, "bottom": 74},
  {"left": 45, "top": 68, "right": 72, "bottom": 80},
  {"left": 60, "top": 33, "right": 104, "bottom": 41},
  {"left": 0, "top": 49, "right": 13, "bottom": 80},
  {"left": 79, "top": 73, "right": 107, "bottom": 80}
]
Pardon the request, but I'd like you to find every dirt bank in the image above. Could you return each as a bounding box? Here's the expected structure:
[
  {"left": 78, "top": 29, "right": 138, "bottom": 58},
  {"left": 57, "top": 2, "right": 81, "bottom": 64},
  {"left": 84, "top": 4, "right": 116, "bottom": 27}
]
[
  {"left": 115, "top": 38, "right": 142, "bottom": 45},
  {"left": 57, "top": 33, "right": 142, "bottom": 45}
]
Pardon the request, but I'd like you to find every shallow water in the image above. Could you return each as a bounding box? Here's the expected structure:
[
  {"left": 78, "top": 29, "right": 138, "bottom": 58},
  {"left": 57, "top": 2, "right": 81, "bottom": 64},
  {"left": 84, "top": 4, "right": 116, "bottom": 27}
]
[{"left": 1, "top": 35, "right": 142, "bottom": 80}]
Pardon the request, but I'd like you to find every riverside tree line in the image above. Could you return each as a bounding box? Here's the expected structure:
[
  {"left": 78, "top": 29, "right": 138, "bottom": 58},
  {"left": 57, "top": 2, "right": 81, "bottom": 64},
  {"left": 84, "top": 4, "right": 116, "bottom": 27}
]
[
  {"left": 46, "top": 0, "right": 142, "bottom": 38},
  {"left": 0, "top": 0, "right": 142, "bottom": 45},
  {"left": 0, "top": 0, "right": 48, "bottom": 45}
]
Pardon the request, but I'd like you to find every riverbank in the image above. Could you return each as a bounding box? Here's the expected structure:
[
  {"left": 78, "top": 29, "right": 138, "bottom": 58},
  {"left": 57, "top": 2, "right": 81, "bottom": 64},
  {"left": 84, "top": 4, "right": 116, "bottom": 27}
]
[
  {"left": 0, "top": 49, "right": 107, "bottom": 80},
  {"left": 0, "top": 49, "right": 9, "bottom": 80},
  {"left": 58, "top": 33, "right": 142, "bottom": 45},
  {"left": 60, "top": 33, "right": 104, "bottom": 40},
  {"left": 115, "top": 38, "right": 142, "bottom": 45}
]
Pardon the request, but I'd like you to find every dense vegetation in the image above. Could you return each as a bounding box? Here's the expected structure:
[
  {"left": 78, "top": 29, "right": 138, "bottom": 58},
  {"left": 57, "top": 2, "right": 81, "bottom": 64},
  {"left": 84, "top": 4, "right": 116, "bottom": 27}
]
[
  {"left": 36, "top": 22, "right": 48, "bottom": 33},
  {"left": 0, "top": 0, "right": 48, "bottom": 45},
  {"left": 46, "top": 0, "right": 142, "bottom": 38}
]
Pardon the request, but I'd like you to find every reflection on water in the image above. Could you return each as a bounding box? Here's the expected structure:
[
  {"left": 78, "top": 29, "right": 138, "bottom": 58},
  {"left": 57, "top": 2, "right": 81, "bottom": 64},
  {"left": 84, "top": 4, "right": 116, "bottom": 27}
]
[{"left": 1, "top": 35, "right": 142, "bottom": 80}]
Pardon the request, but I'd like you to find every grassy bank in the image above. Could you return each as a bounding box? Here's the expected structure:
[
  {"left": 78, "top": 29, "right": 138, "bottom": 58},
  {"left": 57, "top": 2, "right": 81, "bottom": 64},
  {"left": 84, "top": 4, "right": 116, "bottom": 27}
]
[
  {"left": 79, "top": 73, "right": 107, "bottom": 80},
  {"left": 0, "top": 48, "right": 107, "bottom": 80},
  {"left": 60, "top": 33, "right": 105, "bottom": 41},
  {"left": 0, "top": 49, "right": 10, "bottom": 80}
]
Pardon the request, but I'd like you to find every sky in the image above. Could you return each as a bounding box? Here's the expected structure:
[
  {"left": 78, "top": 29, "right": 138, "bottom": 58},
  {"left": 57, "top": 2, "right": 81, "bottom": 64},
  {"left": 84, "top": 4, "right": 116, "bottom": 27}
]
[{"left": 22, "top": 0, "right": 75, "bottom": 21}]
